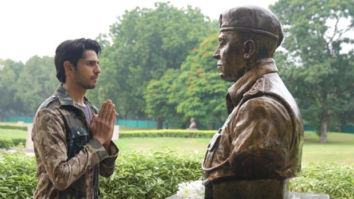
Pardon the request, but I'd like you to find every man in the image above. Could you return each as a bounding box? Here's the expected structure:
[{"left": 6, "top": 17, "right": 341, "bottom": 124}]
[
  {"left": 202, "top": 6, "right": 303, "bottom": 199},
  {"left": 32, "top": 38, "right": 118, "bottom": 198}
]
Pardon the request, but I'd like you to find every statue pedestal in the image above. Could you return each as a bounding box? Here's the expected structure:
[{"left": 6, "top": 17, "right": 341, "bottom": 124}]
[
  {"left": 166, "top": 192, "right": 330, "bottom": 199},
  {"left": 288, "top": 192, "right": 330, "bottom": 199}
]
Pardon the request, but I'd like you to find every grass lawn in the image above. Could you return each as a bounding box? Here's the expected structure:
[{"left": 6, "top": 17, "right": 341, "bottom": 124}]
[
  {"left": 1, "top": 125, "right": 353, "bottom": 165},
  {"left": 0, "top": 129, "right": 27, "bottom": 139},
  {"left": 116, "top": 131, "right": 354, "bottom": 165}
]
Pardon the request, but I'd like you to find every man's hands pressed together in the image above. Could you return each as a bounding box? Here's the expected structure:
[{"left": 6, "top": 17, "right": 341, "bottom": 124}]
[{"left": 90, "top": 100, "right": 117, "bottom": 150}]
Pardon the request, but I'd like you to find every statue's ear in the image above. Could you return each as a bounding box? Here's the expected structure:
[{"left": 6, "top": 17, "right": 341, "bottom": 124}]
[{"left": 243, "top": 40, "right": 256, "bottom": 60}]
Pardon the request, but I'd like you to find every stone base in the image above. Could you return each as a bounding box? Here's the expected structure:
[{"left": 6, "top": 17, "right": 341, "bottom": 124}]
[
  {"left": 288, "top": 192, "right": 330, "bottom": 199},
  {"left": 166, "top": 192, "right": 330, "bottom": 199}
]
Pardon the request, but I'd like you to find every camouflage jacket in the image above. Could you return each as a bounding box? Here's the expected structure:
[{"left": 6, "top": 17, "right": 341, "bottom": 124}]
[
  {"left": 32, "top": 85, "right": 118, "bottom": 199},
  {"left": 202, "top": 58, "right": 303, "bottom": 183}
]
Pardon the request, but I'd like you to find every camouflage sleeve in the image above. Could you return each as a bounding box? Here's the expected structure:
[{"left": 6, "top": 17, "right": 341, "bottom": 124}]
[
  {"left": 32, "top": 108, "right": 110, "bottom": 190},
  {"left": 99, "top": 141, "right": 119, "bottom": 177}
]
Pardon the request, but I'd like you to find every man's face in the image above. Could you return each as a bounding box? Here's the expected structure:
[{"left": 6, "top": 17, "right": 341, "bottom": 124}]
[
  {"left": 73, "top": 50, "right": 101, "bottom": 89},
  {"left": 213, "top": 31, "right": 246, "bottom": 82}
]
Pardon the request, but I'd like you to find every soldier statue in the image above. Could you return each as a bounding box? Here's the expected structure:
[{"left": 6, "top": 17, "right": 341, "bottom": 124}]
[{"left": 202, "top": 6, "right": 304, "bottom": 199}]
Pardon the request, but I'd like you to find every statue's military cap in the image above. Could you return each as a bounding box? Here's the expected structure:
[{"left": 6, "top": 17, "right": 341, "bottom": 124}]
[{"left": 219, "top": 6, "right": 284, "bottom": 46}]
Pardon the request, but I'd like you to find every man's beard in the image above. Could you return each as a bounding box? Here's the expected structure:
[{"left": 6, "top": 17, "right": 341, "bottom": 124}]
[{"left": 77, "top": 79, "right": 96, "bottom": 90}]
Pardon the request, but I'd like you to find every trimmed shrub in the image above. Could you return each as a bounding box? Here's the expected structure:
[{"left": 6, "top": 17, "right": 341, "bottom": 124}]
[
  {"left": 100, "top": 151, "right": 202, "bottom": 198},
  {"left": 0, "top": 138, "right": 26, "bottom": 149},
  {"left": 0, "top": 123, "right": 28, "bottom": 148},
  {"left": 119, "top": 129, "right": 215, "bottom": 138},
  {"left": 290, "top": 163, "right": 354, "bottom": 199},
  {"left": 0, "top": 153, "right": 37, "bottom": 198},
  {"left": 0, "top": 124, "right": 27, "bottom": 131},
  {"left": 0, "top": 151, "right": 202, "bottom": 199},
  {"left": 0, "top": 139, "right": 14, "bottom": 149},
  {"left": 0, "top": 152, "right": 353, "bottom": 199}
]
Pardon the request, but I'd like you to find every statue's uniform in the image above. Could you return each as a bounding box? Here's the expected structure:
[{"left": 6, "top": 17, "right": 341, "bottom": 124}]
[
  {"left": 32, "top": 85, "right": 118, "bottom": 199},
  {"left": 202, "top": 59, "right": 304, "bottom": 199}
]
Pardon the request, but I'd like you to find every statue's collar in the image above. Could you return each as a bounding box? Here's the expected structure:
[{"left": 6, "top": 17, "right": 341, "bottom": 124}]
[{"left": 226, "top": 58, "right": 278, "bottom": 112}]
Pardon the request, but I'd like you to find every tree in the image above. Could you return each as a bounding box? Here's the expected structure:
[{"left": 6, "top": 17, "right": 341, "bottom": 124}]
[
  {"left": 169, "top": 33, "right": 232, "bottom": 129},
  {"left": 89, "top": 2, "right": 218, "bottom": 119},
  {"left": 15, "top": 56, "right": 57, "bottom": 115},
  {"left": 0, "top": 59, "right": 25, "bottom": 119},
  {"left": 144, "top": 69, "right": 180, "bottom": 128},
  {"left": 271, "top": 0, "right": 354, "bottom": 142}
]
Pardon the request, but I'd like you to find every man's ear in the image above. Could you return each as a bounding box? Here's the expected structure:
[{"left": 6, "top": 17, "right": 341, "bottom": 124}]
[
  {"left": 243, "top": 40, "right": 256, "bottom": 60},
  {"left": 63, "top": 61, "right": 74, "bottom": 78}
]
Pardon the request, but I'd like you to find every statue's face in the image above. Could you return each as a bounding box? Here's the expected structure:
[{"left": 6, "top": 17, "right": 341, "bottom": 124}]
[{"left": 213, "top": 31, "right": 246, "bottom": 82}]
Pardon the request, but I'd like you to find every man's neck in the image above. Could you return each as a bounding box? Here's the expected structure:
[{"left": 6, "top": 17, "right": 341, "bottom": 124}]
[{"left": 63, "top": 83, "right": 86, "bottom": 106}]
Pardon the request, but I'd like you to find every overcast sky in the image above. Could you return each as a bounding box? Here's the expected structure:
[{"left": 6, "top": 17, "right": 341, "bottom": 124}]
[{"left": 0, "top": 0, "right": 277, "bottom": 63}]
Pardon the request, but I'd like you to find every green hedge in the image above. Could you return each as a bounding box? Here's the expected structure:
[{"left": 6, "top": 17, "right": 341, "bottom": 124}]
[
  {"left": 0, "top": 153, "right": 37, "bottom": 198},
  {"left": 0, "top": 123, "right": 27, "bottom": 149},
  {"left": 119, "top": 129, "right": 215, "bottom": 138},
  {"left": 99, "top": 151, "right": 202, "bottom": 198},
  {"left": 290, "top": 163, "right": 354, "bottom": 199},
  {"left": 0, "top": 123, "right": 27, "bottom": 131},
  {"left": 0, "top": 152, "right": 353, "bottom": 199},
  {"left": 0, "top": 151, "right": 202, "bottom": 199},
  {"left": 0, "top": 138, "right": 26, "bottom": 149},
  {"left": 0, "top": 129, "right": 216, "bottom": 148},
  {"left": 0, "top": 129, "right": 216, "bottom": 149}
]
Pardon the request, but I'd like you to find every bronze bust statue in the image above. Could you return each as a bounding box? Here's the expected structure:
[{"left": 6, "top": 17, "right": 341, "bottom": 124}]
[{"left": 202, "top": 6, "right": 304, "bottom": 199}]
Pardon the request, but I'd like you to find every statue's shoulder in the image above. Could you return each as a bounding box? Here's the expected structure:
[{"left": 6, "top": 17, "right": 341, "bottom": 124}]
[{"left": 245, "top": 73, "right": 285, "bottom": 97}]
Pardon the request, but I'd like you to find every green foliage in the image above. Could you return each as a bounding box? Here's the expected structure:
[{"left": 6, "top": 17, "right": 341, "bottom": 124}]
[
  {"left": 0, "top": 56, "right": 57, "bottom": 118},
  {"left": 0, "top": 152, "right": 202, "bottom": 199},
  {"left": 0, "top": 123, "right": 27, "bottom": 131},
  {"left": 0, "top": 139, "right": 14, "bottom": 149},
  {"left": 0, "top": 153, "right": 37, "bottom": 198},
  {"left": 0, "top": 126, "right": 27, "bottom": 149},
  {"left": 271, "top": 0, "right": 354, "bottom": 142},
  {"left": 144, "top": 69, "right": 181, "bottom": 126},
  {"left": 290, "top": 163, "right": 354, "bottom": 199},
  {"left": 119, "top": 129, "right": 215, "bottom": 138},
  {"left": 15, "top": 56, "right": 57, "bottom": 115},
  {"left": 0, "top": 152, "right": 353, "bottom": 198},
  {"left": 0, "top": 59, "right": 25, "bottom": 119},
  {"left": 87, "top": 2, "right": 218, "bottom": 119},
  {"left": 0, "top": 138, "right": 26, "bottom": 149},
  {"left": 169, "top": 33, "right": 231, "bottom": 128},
  {"left": 100, "top": 151, "right": 202, "bottom": 199},
  {"left": 145, "top": 32, "right": 231, "bottom": 128}
]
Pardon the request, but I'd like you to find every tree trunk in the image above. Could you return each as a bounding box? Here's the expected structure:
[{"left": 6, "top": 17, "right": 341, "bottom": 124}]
[
  {"left": 320, "top": 111, "right": 329, "bottom": 143},
  {"left": 337, "top": 115, "right": 345, "bottom": 132},
  {"left": 209, "top": 123, "right": 215, "bottom": 130},
  {"left": 157, "top": 118, "right": 163, "bottom": 129},
  {"left": 337, "top": 123, "right": 343, "bottom": 133},
  {"left": 165, "top": 121, "right": 169, "bottom": 129}
]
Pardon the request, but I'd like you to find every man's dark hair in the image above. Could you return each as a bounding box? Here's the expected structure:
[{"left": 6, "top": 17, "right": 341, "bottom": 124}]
[{"left": 55, "top": 38, "right": 101, "bottom": 83}]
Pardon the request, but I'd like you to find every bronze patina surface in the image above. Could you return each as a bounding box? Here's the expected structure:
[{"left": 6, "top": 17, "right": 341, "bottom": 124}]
[{"left": 202, "top": 6, "right": 304, "bottom": 199}]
